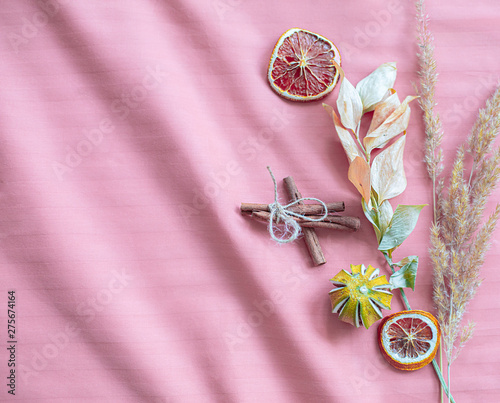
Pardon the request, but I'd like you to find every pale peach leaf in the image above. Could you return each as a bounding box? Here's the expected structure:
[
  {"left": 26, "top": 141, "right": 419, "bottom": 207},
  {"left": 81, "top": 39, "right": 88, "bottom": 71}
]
[
  {"left": 371, "top": 135, "right": 407, "bottom": 203},
  {"left": 356, "top": 62, "right": 397, "bottom": 113},
  {"left": 367, "top": 89, "right": 400, "bottom": 134},
  {"left": 348, "top": 156, "right": 371, "bottom": 202},
  {"left": 323, "top": 103, "right": 361, "bottom": 163},
  {"left": 363, "top": 96, "right": 418, "bottom": 153},
  {"left": 337, "top": 77, "right": 363, "bottom": 131}
]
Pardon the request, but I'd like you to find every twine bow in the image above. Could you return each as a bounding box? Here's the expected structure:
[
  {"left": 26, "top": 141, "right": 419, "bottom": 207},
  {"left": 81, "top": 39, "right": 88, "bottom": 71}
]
[{"left": 267, "top": 167, "right": 328, "bottom": 243}]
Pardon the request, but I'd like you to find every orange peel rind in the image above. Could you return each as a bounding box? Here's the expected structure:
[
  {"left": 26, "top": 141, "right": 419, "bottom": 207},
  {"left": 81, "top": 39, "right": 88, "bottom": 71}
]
[{"left": 329, "top": 264, "right": 392, "bottom": 329}]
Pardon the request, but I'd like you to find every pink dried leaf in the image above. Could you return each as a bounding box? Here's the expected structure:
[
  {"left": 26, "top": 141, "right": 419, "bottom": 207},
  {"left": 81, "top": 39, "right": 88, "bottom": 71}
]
[
  {"left": 348, "top": 155, "right": 371, "bottom": 202},
  {"left": 367, "top": 89, "right": 400, "bottom": 134},
  {"left": 363, "top": 96, "right": 418, "bottom": 154},
  {"left": 323, "top": 103, "right": 362, "bottom": 163}
]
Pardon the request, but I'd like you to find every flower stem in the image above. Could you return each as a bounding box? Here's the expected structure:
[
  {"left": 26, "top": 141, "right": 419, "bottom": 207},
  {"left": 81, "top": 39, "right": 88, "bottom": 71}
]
[
  {"left": 354, "top": 122, "right": 369, "bottom": 161},
  {"left": 448, "top": 363, "right": 452, "bottom": 403},
  {"left": 432, "top": 173, "right": 437, "bottom": 224},
  {"left": 468, "top": 159, "right": 476, "bottom": 187},
  {"left": 440, "top": 345, "right": 444, "bottom": 403},
  {"left": 382, "top": 251, "right": 455, "bottom": 403},
  {"left": 433, "top": 359, "right": 455, "bottom": 403}
]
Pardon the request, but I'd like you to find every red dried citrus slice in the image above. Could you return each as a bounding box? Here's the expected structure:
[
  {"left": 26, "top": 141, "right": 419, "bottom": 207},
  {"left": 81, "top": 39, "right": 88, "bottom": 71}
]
[
  {"left": 378, "top": 310, "right": 441, "bottom": 371},
  {"left": 267, "top": 28, "right": 342, "bottom": 102}
]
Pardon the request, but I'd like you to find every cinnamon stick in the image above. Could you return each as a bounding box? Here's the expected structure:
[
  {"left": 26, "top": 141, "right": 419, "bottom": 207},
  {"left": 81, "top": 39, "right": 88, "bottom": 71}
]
[
  {"left": 304, "top": 215, "right": 360, "bottom": 231},
  {"left": 300, "top": 221, "right": 356, "bottom": 230},
  {"left": 283, "top": 176, "right": 326, "bottom": 266},
  {"left": 251, "top": 211, "right": 360, "bottom": 231},
  {"left": 240, "top": 202, "right": 345, "bottom": 215}
]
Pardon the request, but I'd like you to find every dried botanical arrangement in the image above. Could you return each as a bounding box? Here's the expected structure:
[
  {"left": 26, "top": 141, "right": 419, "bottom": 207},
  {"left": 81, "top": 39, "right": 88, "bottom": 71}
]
[
  {"left": 260, "top": 18, "right": 500, "bottom": 400},
  {"left": 322, "top": 61, "right": 452, "bottom": 396},
  {"left": 415, "top": 0, "right": 500, "bottom": 401}
]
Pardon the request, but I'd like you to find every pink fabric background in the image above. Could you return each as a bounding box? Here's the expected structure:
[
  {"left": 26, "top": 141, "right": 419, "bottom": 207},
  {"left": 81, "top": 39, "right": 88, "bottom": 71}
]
[{"left": 1, "top": 0, "right": 499, "bottom": 401}]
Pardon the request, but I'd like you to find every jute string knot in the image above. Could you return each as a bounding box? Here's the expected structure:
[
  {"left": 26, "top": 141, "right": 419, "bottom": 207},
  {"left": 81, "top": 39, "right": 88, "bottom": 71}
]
[{"left": 267, "top": 167, "right": 328, "bottom": 244}]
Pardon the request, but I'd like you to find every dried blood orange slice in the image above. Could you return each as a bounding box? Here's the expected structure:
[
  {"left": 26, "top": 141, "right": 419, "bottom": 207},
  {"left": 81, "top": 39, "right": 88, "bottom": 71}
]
[
  {"left": 267, "top": 28, "right": 342, "bottom": 102},
  {"left": 378, "top": 310, "right": 441, "bottom": 371}
]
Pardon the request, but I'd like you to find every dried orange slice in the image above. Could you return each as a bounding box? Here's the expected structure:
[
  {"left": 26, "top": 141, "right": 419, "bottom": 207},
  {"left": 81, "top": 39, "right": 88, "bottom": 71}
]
[
  {"left": 267, "top": 28, "right": 342, "bottom": 102},
  {"left": 329, "top": 264, "right": 392, "bottom": 329},
  {"left": 378, "top": 310, "right": 441, "bottom": 371}
]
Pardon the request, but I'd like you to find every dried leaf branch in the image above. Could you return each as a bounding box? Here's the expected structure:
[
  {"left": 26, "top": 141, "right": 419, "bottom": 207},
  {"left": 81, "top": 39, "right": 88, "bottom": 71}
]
[
  {"left": 324, "top": 63, "right": 424, "bottom": 283},
  {"left": 325, "top": 60, "right": 452, "bottom": 399},
  {"left": 416, "top": 0, "right": 500, "bottom": 401}
]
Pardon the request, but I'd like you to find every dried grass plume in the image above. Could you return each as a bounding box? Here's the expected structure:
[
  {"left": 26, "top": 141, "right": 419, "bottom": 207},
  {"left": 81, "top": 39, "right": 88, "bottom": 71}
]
[{"left": 415, "top": 0, "right": 500, "bottom": 399}]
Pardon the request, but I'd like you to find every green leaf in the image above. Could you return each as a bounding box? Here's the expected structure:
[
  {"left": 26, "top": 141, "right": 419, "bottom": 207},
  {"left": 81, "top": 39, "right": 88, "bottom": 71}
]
[
  {"left": 362, "top": 199, "right": 382, "bottom": 243},
  {"left": 393, "top": 256, "right": 414, "bottom": 268},
  {"left": 362, "top": 199, "right": 394, "bottom": 243},
  {"left": 378, "top": 204, "right": 426, "bottom": 252},
  {"left": 389, "top": 256, "right": 418, "bottom": 290}
]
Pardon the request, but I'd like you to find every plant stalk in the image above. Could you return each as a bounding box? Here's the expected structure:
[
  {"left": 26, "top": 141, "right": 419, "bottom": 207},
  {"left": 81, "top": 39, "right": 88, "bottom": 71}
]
[
  {"left": 447, "top": 363, "right": 452, "bottom": 403},
  {"left": 440, "top": 345, "right": 444, "bottom": 403},
  {"left": 432, "top": 173, "right": 437, "bottom": 224}
]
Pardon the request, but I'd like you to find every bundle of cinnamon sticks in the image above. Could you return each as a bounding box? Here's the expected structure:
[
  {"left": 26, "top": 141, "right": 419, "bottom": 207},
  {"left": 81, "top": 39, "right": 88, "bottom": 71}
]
[{"left": 240, "top": 175, "right": 360, "bottom": 265}]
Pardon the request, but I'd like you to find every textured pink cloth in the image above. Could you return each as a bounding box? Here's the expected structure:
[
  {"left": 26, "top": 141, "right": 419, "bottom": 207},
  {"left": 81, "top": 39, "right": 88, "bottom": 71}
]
[{"left": 1, "top": 0, "right": 499, "bottom": 401}]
